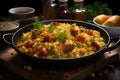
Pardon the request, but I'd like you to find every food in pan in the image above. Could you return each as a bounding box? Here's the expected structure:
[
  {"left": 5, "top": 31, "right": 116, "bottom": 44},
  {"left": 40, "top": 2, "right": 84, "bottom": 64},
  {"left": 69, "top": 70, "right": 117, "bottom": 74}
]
[
  {"left": 93, "top": 14, "right": 120, "bottom": 27},
  {"left": 17, "top": 21, "right": 106, "bottom": 58}
]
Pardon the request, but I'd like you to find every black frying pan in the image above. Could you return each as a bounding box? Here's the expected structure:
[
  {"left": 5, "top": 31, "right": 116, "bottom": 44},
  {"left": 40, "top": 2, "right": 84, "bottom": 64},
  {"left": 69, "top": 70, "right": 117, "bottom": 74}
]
[{"left": 3, "top": 19, "right": 120, "bottom": 68}]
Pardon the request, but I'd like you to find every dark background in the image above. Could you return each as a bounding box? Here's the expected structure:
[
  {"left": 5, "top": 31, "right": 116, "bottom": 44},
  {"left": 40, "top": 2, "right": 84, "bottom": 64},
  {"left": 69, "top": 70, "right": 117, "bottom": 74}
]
[{"left": 0, "top": 0, "right": 119, "bottom": 16}]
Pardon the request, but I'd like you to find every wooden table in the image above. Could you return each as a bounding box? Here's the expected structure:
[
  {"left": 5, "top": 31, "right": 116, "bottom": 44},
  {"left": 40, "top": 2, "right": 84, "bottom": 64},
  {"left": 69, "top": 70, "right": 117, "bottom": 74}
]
[
  {"left": 0, "top": 39, "right": 120, "bottom": 80},
  {"left": 0, "top": 17, "right": 120, "bottom": 80}
]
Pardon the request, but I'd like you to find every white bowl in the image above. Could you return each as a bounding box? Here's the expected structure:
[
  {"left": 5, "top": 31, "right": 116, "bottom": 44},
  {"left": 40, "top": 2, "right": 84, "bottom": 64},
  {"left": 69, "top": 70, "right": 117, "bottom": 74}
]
[
  {"left": 0, "top": 21, "right": 19, "bottom": 39},
  {"left": 9, "top": 7, "right": 35, "bottom": 20},
  {"left": 93, "top": 20, "right": 120, "bottom": 36}
]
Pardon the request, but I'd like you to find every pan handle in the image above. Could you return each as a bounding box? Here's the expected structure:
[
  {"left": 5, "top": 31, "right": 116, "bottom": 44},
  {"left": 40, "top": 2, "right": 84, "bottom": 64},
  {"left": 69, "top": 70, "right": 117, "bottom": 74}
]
[
  {"left": 102, "top": 36, "right": 120, "bottom": 53},
  {"left": 2, "top": 33, "right": 13, "bottom": 46}
]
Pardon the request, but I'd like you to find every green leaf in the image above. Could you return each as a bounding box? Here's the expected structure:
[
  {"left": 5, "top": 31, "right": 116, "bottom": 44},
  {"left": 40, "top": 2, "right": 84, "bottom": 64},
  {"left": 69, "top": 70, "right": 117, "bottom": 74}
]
[
  {"left": 57, "top": 31, "right": 67, "bottom": 42},
  {"left": 90, "top": 36, "right": 96, "bottom": 42},
  {"left": 70, "top": 24, "right": 75, "bottom": 29},
  {"left": 85, "top": 1, "right": 113, "bottom": 21},
  {"left": 32, "top": 34, "right": 38, "bottom": 39},
  {"left": 33, "top": 18, "right": 44, "bottom": 29},
  {"left": 47, "top": 25, "right": 56, "bottom": 32}
]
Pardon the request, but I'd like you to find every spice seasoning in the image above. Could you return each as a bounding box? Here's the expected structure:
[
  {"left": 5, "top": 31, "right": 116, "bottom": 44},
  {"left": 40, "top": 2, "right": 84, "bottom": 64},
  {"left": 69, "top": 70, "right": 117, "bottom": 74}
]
[
  {"left": 74, "top": 0, "right": 86, "bottom": 21},
  {"left": 0, "top": 21, "right": 18, "bottom": 31},
  {"left": 56, "top": 0, "right": 70, "bottom": 19},
  {"left": 41, "top": 0, "right": 57, "bottom": 20}
]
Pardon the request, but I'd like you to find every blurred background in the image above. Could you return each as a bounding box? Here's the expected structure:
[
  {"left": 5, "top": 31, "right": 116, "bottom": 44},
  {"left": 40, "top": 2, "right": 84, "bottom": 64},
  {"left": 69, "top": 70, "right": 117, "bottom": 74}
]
[{"left": 0, "top": 0, "right": 119, "bottom": 17}]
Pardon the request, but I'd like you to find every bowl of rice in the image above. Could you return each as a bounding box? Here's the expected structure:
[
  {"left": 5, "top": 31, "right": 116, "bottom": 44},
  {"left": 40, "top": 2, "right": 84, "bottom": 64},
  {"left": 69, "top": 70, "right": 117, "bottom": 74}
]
[{"left": 0, "top": 21, "right": 19, "bottom": 39}]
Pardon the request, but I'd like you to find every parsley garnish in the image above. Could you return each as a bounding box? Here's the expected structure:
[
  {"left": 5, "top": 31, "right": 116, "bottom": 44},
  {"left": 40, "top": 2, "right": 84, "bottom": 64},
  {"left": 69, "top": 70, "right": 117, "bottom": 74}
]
[
  {"left": 70, "top": 24, "right": 75, "bottom": 29},
  {"left": 19, "top": 36, "right": 25, "bottom": 42},
  {"left": 50, "top": 46, "right": 55, "bottom": 54},
  {"left": 57, "top": 31, "right": 67, "bottom": 42},
  {"left": 33, "top": 18, "right": 44, "bottom": 29},
  {"left": 90, "top": 36, "right": 96, "bottom": 42},
  {"left": 32, "top": 34, "right": 38, "bottom": 39},
  {"left": 47, "top": 25, "right": 56, "bottom": 32},
  {"left": 80, "top": 29, "right": 84, "bottom": 32}
]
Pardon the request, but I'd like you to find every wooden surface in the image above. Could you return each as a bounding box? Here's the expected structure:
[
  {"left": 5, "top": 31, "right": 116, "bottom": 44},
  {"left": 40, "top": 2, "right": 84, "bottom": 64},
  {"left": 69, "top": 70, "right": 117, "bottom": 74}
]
[
  {"left": 0, "top": 17, "right": 120, "bottom": 80},
  {"left": 0, "top": 40, "right": 120, "bottom": 80}
]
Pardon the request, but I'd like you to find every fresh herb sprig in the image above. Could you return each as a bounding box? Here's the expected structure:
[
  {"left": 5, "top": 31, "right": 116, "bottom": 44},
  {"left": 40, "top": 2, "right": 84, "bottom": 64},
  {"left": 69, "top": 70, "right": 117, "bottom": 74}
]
[
  {"left": 47, "top": 25, "right": 56, "bottom": 32},
  {"left": 33, "top": 18, "right": 44, "bottom": 29},
  {"left": 57, "top": 30, "right": 67, "bottom": 42}
]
